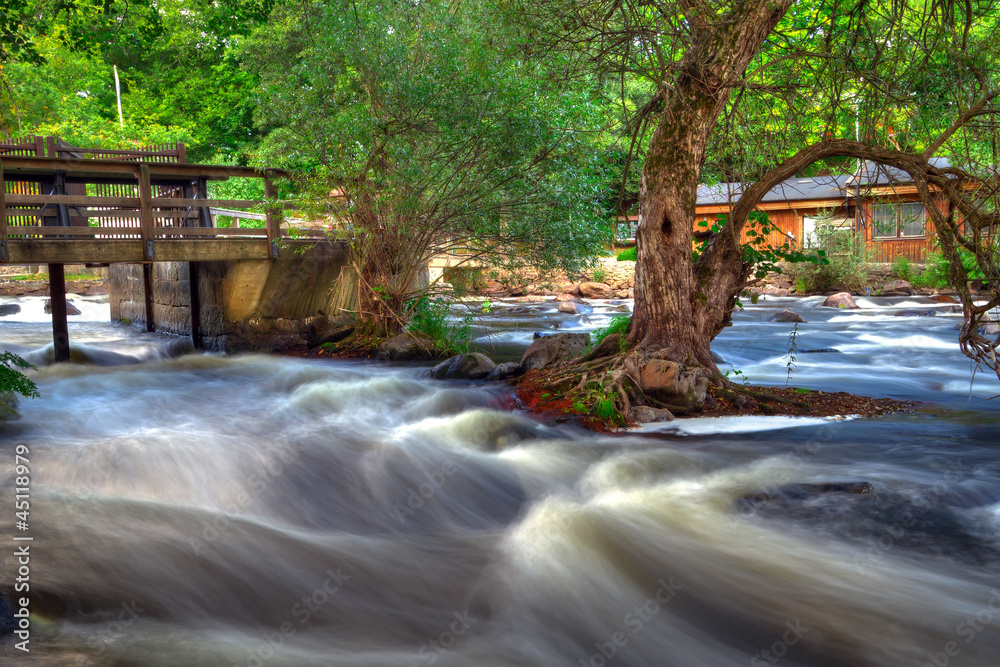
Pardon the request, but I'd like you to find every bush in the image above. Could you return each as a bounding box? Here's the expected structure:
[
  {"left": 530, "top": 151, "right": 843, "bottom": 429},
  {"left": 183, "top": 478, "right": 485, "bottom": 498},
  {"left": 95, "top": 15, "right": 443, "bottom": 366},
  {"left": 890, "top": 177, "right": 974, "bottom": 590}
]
[
  {"left": 592, "top": 268, "right": 607, "bottom": 283},
  {"left": 616, "top": 247, "right": 637, "bottom": 261},
  {"left": 787, "top": 231, "right": 871, "bottom": 293},
  {"left": 405, "top": 297, "right": 472, "bottom": 355},
  {"left": 592, "top": 315, "right": 630, "bottom": 350},
  {"left": 891, "top": 255, "right": 911, "bottom": 281}
]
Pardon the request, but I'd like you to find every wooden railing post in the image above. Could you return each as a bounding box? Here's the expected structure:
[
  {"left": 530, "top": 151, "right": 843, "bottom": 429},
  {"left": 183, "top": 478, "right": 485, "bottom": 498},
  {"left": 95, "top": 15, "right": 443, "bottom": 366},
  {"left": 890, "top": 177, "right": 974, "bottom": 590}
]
[
  {"left": 0, "top": 158, "right": 7, "bottom": 262},
  {"left": 263, "top": 170, "right": 281, "bottom": 259},
  {"left": 33, "top": 136, "right": 44, "bottom": 158},
  {"left": 138, "top": 164, "right": 154, "bottom": 260}
]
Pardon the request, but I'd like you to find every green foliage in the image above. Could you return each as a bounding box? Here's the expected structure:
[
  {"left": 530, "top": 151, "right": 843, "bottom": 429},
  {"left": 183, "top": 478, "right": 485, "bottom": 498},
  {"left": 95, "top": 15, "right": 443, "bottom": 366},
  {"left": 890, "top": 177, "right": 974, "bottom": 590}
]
[
  {"left": 405, "top": 297, "right": 472, "bottom": 356},
  {"left": 1, "top": 352, "right": 40, "bottom": 419},
  {"left": 784, "top": 323, "right": 800, "bottom": 388},
  {"left": 787, "top": 230, "right": 871, "bottom": 293},
  {"left": 480, "top": 298, "right": 493, "bottom": 315},
  {"left": 592, "top": 268, "right": 607, "bottom": 283},
  {"left": 912, "top": 252, "right": 950, "bottom": 289},
  {"left": 616, "top": 247, "right": 637, "bottom": 262},
  {"left": 891, "top": 255, "right": 912, "bottom": 282},
  {"left": 725, "top": 368, "right": 751, "bottom": 387},
  {"left": 592, "top": 315, "right": 630, "bottom": 350}
]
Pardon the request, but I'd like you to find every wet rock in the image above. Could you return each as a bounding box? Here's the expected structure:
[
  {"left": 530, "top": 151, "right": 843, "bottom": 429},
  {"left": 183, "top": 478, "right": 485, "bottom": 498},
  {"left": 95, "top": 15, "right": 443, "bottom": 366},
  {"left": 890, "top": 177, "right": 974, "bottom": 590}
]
[
  {"left": 895, "top": 309, "right": 937, "bottom": 317},
  {"left": 515, "top": 295, "right": 548, "bottom": 303},
  {"left": 822, "top": 292, "right": 859, "bottom": 309},
  {"left": 738, "top": 482, "right": 875, "bottom": 510},
  {"left": 0, "top": 304, "right": 21, "bottom": 316},
  {"left": 520, "top": 333, "right": 590, "bottom": 371},
  {"left": 929, "top": 294, "right": 959, "bottom": 304},
  {"left": 978, "top": 321, "right": 1000, "bottom": 336},
  {"left": 586, "top": 333, "right": 622, "bottom": 360},
  {"left": 769, "top": 309, "right": 806, "bottom": 323},
  {"left": 711, "top": 351, "right": 726, "bottom": 364},
  {"left": 880, "top": 279, "right": 913, "bottom": 296},
  {"left": 43, "top": 299, "right": 82, "bottom": 316},
  {"left": 802, "top": 348, "right": 841, "bottom": 353},
  {"left": 557, "top": 301, "right": 593, "bottom": 315},
  {"left": 639, "top": 359, "right": 710, "bottom": 406},
  {"left": 486, "top": 361, "right": 522, "bottom": 381},
  {"left": 632, "top": 406, "right": 675, "bottom": 423},
  {"left": 376, "top": 333, "right": 436, "bottom": 361},
  {"left": 763, "top": 286, "right": 790, "bottom": 296},
  {"left": 613, "top": 304, "right": 631, "bottom": 312},
  {"left": 310, "top": 324, "right": 355, "bottom": 348},
  {"left": 430, "top": 353, "right": 496, "bottom": 380},
  {"left": 578, "top": 281, "right": 613, "bottom": 299},
  {"left": 553, "top": 293, "right": 580, "bottom": 302}
]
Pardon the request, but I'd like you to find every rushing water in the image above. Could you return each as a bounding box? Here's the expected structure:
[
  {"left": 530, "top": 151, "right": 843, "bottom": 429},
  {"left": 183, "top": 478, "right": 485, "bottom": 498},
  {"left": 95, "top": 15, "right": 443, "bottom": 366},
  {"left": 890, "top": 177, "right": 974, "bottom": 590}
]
[{"left": 2, "top": 292, "right": 1000, "bottom": 667}]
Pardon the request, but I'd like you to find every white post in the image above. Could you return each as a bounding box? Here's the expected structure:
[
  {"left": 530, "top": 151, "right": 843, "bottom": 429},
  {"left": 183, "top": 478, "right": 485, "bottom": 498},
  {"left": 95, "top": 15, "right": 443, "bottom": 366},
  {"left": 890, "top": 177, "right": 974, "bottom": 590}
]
[{"left": 113, "top": 65, "right": 124, "bottom": 128}]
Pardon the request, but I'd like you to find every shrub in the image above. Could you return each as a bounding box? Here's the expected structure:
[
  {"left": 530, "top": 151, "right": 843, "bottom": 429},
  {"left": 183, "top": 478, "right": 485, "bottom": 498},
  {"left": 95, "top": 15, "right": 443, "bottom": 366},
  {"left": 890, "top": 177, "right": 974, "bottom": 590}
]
[
  {"left": 592, "top": 268, "right": 607, "bottom": 283},
  {"left": 891, "top": 255, "right": 911, "bottom": 281},
  {"left": 405, "top": 297, "right": 472, "bottom": 355},
  {"left": 616, "top": 247, "right": 638, "bottom": 261},
  {"left": 787, "top": 230, "right": 871, "bottom": 293}
]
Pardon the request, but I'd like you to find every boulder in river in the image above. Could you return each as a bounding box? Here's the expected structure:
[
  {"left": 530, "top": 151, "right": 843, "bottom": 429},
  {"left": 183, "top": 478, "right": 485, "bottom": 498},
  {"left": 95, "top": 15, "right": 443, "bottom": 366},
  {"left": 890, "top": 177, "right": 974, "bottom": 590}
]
[
  {"left": 769, "top": 309, "right": 806, "bottom": 323},
  {"left": 895, "top": 309, "right": 937, "bottom": 317},
  {"left": 520, "top": 333, "right": 590, "bottom": 371},
  {"left": 711, "top": 351, "right": 726, "bottom": 364},
  {"left": 430, "top": 353, "right": 496, "bottom": 380},
  {"left": 929, "top": 294, "right": 959, "bottom": 304},
  {"left": 738, "top": 482, "right": 875, "bottom": 511},
  {"left": 486, "top": 361, "right": 522, "bottom": 382},
  {"left": 553, "top": 293, "right": 580, "bottom": 302},
  {"left": 632, "top": 406, "right": 675, "bottom": 423},
  {"left": 639, "top": 359, "right": 710, "bottom": 406},
  {"left": 0, "top": 304, "right": 21, "bottom": 316},
  {"left": 557, "top": 301, "right": 592, "bottom": 315},
  {"left": 577, "top": 282, "right": 613, "bottom": 299},
  {"left": 802, "top": 348, "right": 841, "bottom": 354},
  {"left": 822, "top": 292, "right": 859, "bottom": 309},
  {"left": 880, "top": 279, "right": 913, "bottom": 296},
  {"left": 44, "top": 299, "right": 83, "bottom": 316},
  {"left": 376, "top": 333, "right": 437, "bottom": 361}
]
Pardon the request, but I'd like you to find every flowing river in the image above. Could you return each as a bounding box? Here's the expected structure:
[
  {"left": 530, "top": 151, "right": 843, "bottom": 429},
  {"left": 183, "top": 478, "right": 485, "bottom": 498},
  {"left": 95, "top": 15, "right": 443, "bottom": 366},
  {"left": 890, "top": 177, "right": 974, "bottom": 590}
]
[{"left": 2, "top": 292, "right": 999, "bottom": 667}]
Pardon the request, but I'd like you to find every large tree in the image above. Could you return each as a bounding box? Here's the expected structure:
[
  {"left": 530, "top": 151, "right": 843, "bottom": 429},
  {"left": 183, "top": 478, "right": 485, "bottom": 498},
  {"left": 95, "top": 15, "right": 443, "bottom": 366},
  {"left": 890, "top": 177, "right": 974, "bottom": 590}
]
[{"left": 517, "top": 0, "right": 1000, "bottom": 415}]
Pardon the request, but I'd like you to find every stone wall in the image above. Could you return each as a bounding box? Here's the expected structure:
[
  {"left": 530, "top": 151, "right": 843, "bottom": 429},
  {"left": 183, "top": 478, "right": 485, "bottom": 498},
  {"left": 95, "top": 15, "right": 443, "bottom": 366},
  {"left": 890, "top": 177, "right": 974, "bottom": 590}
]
[{"left": 110, "top": 240, "right": 358, "bottom": 352}]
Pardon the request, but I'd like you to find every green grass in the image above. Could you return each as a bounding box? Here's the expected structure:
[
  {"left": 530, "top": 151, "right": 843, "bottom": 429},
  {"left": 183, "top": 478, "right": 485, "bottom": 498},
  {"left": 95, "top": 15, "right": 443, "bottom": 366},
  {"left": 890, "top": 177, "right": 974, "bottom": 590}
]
[{"left": 616, "top": 247, "right": 637, "bottom": 261}]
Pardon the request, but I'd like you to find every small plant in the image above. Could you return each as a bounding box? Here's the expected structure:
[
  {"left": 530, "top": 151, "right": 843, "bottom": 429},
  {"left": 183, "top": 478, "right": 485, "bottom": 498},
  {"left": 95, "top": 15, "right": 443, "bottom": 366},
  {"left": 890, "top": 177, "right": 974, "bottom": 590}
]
[
  {"left": 725, "top": 368, "right": 751, "bottom": 386},
  {"left": 784, "top": 322, "right": 800, "bottom": 388},
  {"left": 119, "top": 317, "right": 132, "bottom": 326},
  {"left": 891, "top": 255, "right": 911, "bottom": 281},
  {"left": 406, "top": 296, "right": 472, "bottom": 355},
  {"left": 592, "top": 267, "right": 607, "bottom": 283},
  {"left": 616, "top": 247, "right": 637, "bottom": 261},
  {"left": 480, "top": 298, "right": 493, "bottom": 314},
  {"left": 592, "top": 315, "right": 630, "bottom": 351}
]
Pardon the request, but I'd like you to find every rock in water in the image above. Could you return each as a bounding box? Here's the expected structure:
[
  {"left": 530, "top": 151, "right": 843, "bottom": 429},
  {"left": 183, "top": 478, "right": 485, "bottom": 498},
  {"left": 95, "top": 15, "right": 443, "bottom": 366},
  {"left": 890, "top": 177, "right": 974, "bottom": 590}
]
[
  {"left": 376, "top": 333, "right": 436, "bottom": 361},
  {"left": 632, "top": 406, "right": 675, "bottom": 423},
  {"left": 557, "top": 301, "right": 592, "bottom": 314},
  {"left": 769, "top": 309, "right": 807, "bottom": 323},
  {"left": 711, "top": 351, "right": 726, "bottom": 364},
  {"left": 486, "top": 362, "right": 522, "bottom": 381},
  {"left": 822, "top": 292, "right": 859, "bottom": 309},
  {"left": 0, "top": 304, "right": 21, "bottom": 316},
  {"left": 894, "top": 309, "right": 937, "bottom": 317},
  {"left": 44, "top": 299, "right": 83, "bottom": 316},
  {"left": 429, "top": 353, "right": 496, "bottom": 380},
  {"left": 880, "top": 279, "right": 913, "bottom": 296},
  {"left": 577, "top": 282, "right": 613, "bottom": 299},
  {"left": 520, "top": 333, "right": 590, "bottom": 371}
]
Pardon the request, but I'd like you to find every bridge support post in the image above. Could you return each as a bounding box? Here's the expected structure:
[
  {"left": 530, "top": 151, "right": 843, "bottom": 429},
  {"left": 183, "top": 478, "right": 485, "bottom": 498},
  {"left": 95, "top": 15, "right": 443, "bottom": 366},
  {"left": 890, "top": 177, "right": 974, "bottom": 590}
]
[
  {"left": 142, "top": 264, "right": 155, "bottom": 332},
  {"left": 48, "top": 263, "right": 71, "bottom": 363},
  {"left": 189, "top": 262, "right": 202, "bottom": 350}
]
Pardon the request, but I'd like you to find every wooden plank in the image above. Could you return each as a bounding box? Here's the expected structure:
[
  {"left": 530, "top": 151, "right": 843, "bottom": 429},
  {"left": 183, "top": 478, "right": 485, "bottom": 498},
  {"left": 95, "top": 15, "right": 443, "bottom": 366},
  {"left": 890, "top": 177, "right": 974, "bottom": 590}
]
[
  {"left": 5, "top": 238, "right": 271, "bottom": 263},
  {"left": 138, "top": 164, "right": 154, "bottom": 260},
  {"left": 143, "top": 263, "right": 155, "bottom": 332},
  {"left": 0, "top": 158, "right": 7, "bottom": 261},
  {"left": 6, "top": 194, "right": 142, "bottom": 207},
  {"left": 189, "top": 262, "right": 202, "bottom": 349},
  {"left": 0, "top": 156, "right": 285, "bottom": 180},
  {"left": 153, "top": 227, "right": 268, "bottom": 237},
  {"left": 5, "top": 226, "right": 138, "bottom": 236}
]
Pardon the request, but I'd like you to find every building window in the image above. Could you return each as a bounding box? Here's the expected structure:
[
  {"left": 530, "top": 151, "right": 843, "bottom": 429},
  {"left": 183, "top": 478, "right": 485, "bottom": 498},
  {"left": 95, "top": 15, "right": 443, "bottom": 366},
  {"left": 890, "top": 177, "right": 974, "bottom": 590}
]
[{"left": 872, "top": 202, "right": 925, "bottom": 238}]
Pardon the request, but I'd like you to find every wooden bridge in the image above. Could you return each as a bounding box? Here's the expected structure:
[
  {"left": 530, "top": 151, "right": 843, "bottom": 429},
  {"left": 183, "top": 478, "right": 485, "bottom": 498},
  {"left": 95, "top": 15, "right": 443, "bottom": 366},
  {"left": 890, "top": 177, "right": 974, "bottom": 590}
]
[{"left": 1, "top": 136, "right": 326, "bottom": 361}]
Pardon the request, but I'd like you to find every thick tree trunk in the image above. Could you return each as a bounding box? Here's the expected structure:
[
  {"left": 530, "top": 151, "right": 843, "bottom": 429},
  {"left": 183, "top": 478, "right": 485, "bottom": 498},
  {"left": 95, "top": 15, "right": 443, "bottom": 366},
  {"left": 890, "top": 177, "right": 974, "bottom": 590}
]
[{"left": 627, "top": 0, "right": 793, "bottom": 372}]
